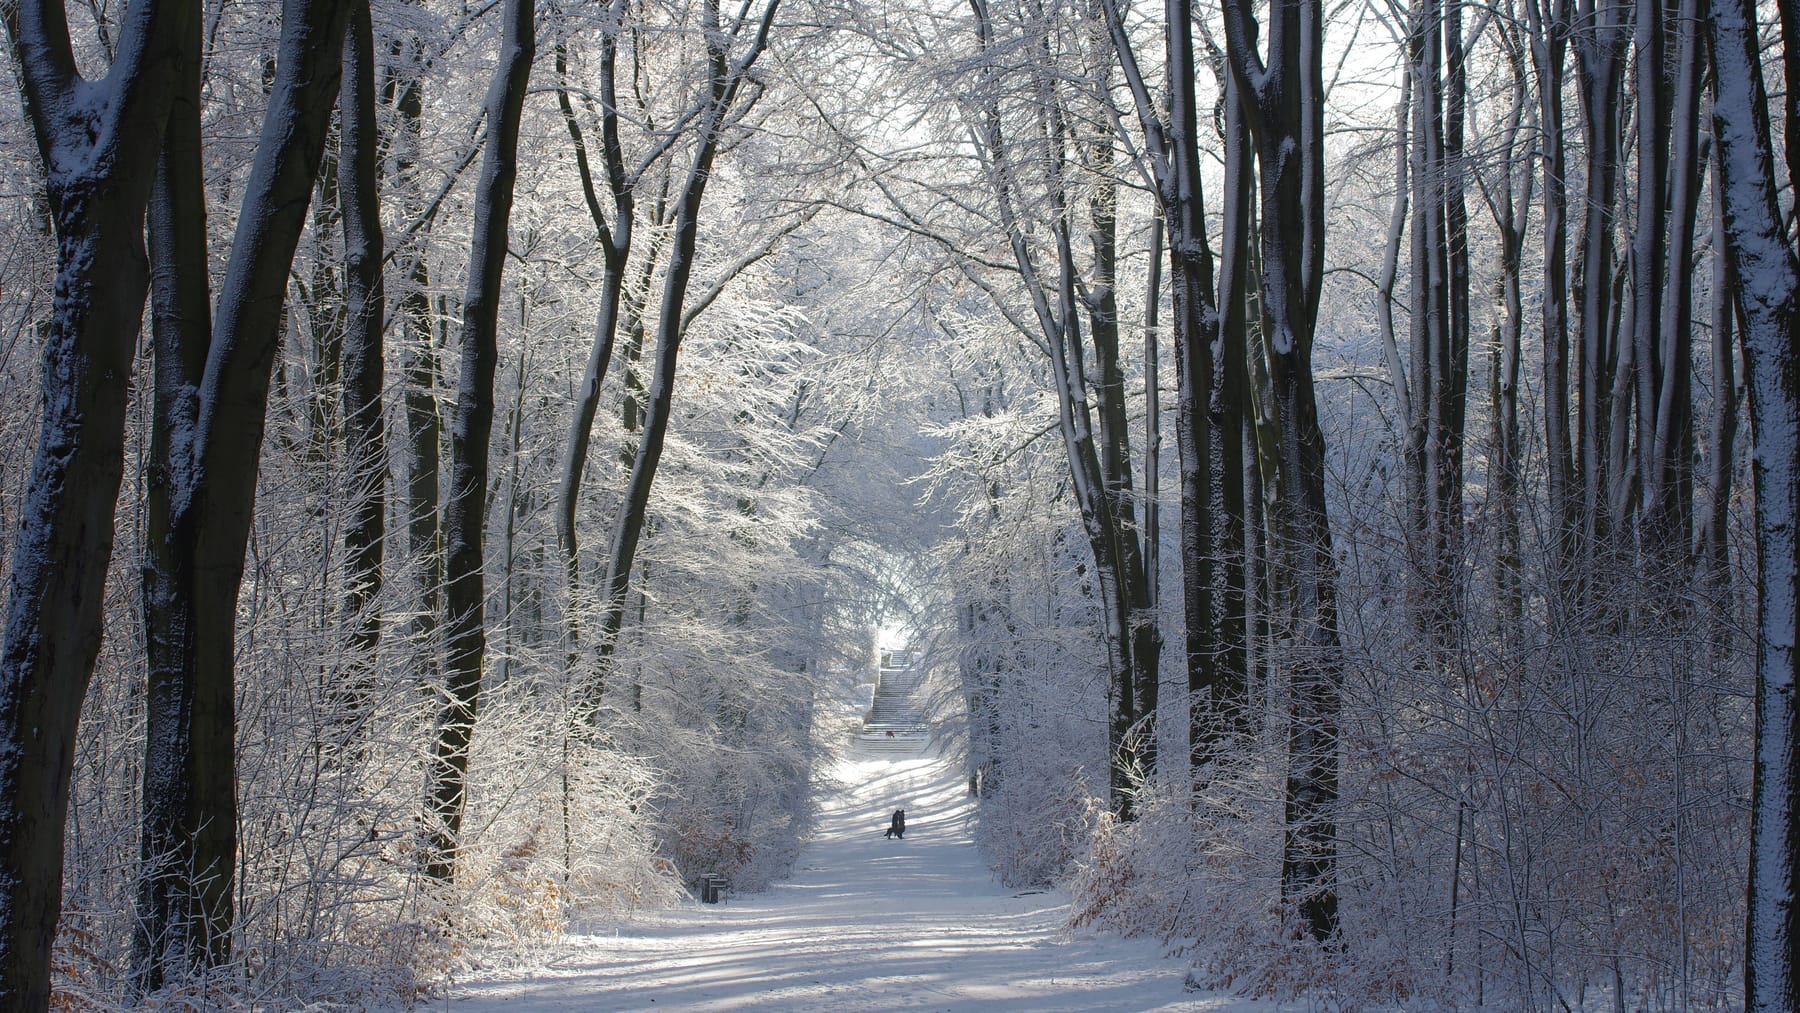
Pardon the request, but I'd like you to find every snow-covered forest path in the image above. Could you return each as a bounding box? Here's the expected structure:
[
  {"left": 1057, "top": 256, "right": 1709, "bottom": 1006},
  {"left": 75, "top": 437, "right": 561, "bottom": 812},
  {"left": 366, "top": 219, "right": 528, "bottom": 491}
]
[{"left": 446, "top": 749, "right": 1264, "bottom": 1011}]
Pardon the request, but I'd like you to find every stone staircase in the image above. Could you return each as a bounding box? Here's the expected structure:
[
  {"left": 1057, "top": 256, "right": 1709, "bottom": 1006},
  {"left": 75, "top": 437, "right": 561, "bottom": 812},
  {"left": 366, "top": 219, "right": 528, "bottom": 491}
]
[{"left": 856, "top": 657, "right": 931, "bottom": 755}]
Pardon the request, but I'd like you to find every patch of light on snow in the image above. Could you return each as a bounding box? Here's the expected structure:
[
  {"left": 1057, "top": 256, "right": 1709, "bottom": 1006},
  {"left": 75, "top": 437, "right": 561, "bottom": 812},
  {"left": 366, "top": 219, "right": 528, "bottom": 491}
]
[{"left": 444, "top": 750, "right": 1294, "bottom": 1013}]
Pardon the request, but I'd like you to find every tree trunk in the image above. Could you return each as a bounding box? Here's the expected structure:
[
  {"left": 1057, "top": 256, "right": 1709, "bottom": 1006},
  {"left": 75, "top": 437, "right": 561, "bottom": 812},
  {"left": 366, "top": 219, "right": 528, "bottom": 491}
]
[
  {"left": 1487, "top": 23, "right": 1532, "bottom": 638},
  {"left": 586, "top": 0, "right": 777, "bottom": 711},
  {"left": 1528, "top": 0, "right": 1577, "bottom": 582},
  {"left": 1406, "top": 0, "right": 1450, "bottom": 639},
  {"left": 1436, "top": 0, "right": 1471, "bottom": 644},
  {"left": 138, "top": 26, "right": 211, "bottom": 993},
  {"left": 1100, "top": 0, "right": 1248, "bottom": 796},
  {"left": 0, "top": 0, "right": 191, "bottom": 1001},
  {"left": 1696, "top": 139, "right": 1736, "bottom": 594},
  {"left": 1638, "top": 0, "right": 1705, "bottom": 574},
  {"left": 1379, "top": 70, "right": 1413, "bottom": 551},
  {"left": 1144, "top": 217, "right": 1162, "bottom": 626},
  {"left": 425, "top": 0, "right": 534, "bottom": 883},
  {"left": 1403, "top": 0, "right": 1469, "bottom": 649},
  {"left": 1707, "top": 0, "right": 1800, "bottom": 1004},
  {"left": 1160, "top": 3, "right": 1217, "bottom": 792},
  {"left": 1082, "top": 109, "right": 1161, "bottom": 782},
  {"left": 1572, "top": 0, "right": 1629, "bottom": 560},
  {"left": 386, "top": 22, "right": 444, "bottom": 694},
  {"left": 972, "top": 0, "right": 1155, "bottom": 812},
  {"left": 134, "top": 0, "right": 352, "bottom": 985},
  {"left": 1441, "top": 0, "right": 1469, "bottom": 613},
  {"left": 1209, "top": 67, "right": 1252, "bottom": 754},
  {"left": 554, "top": 4, "right": 633, "bottom": 644},
  {"left": 1222, "top": 0, "right": 1343, "bottom": 941},
  {"left": 334, "top": 0, "right": 387, "bottom": 738},
  {"left": 306, "top": 138, "right": 345, "bottom": 462}
]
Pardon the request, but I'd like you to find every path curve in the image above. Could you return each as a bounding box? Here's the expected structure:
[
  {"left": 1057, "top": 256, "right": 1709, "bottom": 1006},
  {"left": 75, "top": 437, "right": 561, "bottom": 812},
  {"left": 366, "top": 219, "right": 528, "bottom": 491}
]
[{"left": 446, "top": 749, "right": 1256, "bottom": 1012}]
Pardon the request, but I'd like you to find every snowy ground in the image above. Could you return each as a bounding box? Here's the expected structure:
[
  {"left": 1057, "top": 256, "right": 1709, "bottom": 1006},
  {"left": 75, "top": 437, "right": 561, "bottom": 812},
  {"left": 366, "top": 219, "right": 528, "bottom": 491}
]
[{"left": 441, "top": 746, "right": 1285, "bottom": 1012}]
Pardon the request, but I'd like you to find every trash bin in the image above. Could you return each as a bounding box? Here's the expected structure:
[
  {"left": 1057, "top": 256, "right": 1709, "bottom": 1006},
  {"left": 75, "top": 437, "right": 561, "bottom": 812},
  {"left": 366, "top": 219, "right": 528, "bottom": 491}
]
[{"left": 700, "top": 873, "right": 727, "bottom": 903}]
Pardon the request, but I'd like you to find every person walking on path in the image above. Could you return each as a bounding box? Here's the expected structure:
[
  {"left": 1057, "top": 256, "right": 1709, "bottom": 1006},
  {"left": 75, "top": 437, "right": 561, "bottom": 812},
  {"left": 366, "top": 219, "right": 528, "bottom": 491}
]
[{"left": 884, "top": 809, "right": 906, "bottom": 839}]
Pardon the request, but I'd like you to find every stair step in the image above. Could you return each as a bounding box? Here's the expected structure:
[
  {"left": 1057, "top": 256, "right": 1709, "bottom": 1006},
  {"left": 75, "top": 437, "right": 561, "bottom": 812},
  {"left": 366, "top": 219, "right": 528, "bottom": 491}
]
[{"left": 861, "top": 663, "right": 929, "bottom": 752}]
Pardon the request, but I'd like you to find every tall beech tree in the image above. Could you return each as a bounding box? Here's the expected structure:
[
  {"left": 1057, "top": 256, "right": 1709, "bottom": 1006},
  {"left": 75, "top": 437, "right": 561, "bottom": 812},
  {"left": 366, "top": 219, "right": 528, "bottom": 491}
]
[
  {"left": 583, "top": 0, "right": 780, "bottom": 711},
  {"left": 1208, "top": 68, "right": 1254, "bottom": 758},
  {"left": 1697, "top": 148, "right": 1737, "bottom": 594},
  {"left": 1481, "top": 16, "right": 1532, "bottom": 635},
  {"left": 1079, "top": 63, "right": 1162, "bottom": 797},
  {"left": 386, "top": 3, "right": 446, "bottom": 695},
  {"left": 1220, "top": 0, "right": 1342, "bottom": 941},
  {"left": 424, "top": 0, "right": 534, "bottom": 883},
  {"left": 335, "top": 0, "right": 387, "bottom": 734},
  {"left": 135, "top": 0, "right": 354, "bottom": 983},
  {"left": 1708, "top": 0, "right": 1800, "bottom": 1003},
  {"left": 965, "top": 0, "right": 1159, "bottom": 814},
  {"left": 1570, "top": 0, "right": 1629, "bottom": 564},
  {"left": 1632, "top": 0, "right": 1705, "bottom": 575},
  {"left": 1099, "top": 0, "right": 1251, "bottom": 782},
  {"left": 0, "top": 0, "right": 192, "bottom": 1002},
  {"left": 554, "top": 0, "right": 635, "bottom": 649},
  {"left": 1526, "top": 0, "right": 1576, "bottom": 583},
  {"left": 1401, "top": 0, "right": 1469, "bottom": 646}
]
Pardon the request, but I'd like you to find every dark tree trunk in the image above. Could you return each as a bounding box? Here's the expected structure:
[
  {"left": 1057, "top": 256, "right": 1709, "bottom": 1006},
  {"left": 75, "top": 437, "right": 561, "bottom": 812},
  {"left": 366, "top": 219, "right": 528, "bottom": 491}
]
[
  {"left": 306, "top": 139, "right": 345, "bottom": 461},
  {"left": 1630, "top": 0, "right": 1669, "bottom": 540},
  {"left": 1047, "top": 192, "right": 1151, "bottom": 810},
  {"left": 1441, "top": 0, "right": 1469, "bottom": 603},
  {"left": 1379, "top": 69, "right": 1413, "bottom": 569},
  {"left": 1528, "top": 0, "right": 1577, "bottom": 582},
  {"left": 0, "top": 0, "right": 191, "bottom": 1001},
  {"left": 334, "top": 0, "right": 388, "bottom": 736},
  {"left": 1143, "top": 216, "right": 1162, "bottom": 627},
  {"left": 1083, "top": 114, "right": 1161, "bottom": 780},
  {"left": 138, "top": 26, "right": 211, "bottom": 994},
  {"left": 1101, "top": 0, "right": 1249, "bottom": 799},
  {"left": 134, "top": 0, "right": 352, "bottom": 986},
  {"left": 1162, "top": 10, "right": 1216, "bottom": 794},
  {"left": 1208, "top": 67, "right": 1252, "bottom": 754},
  {"left": 1403, "top": 0, "right": 1469, "bottom": 649},
  {"left": 1572, "top": 0, "right": 1629, "bottom": 560},
  {"left": 1405, "top": 0, "right": 1449, "bottom": 636},
  {"left": 1696, "top": 140, "right": 1736, "bottom": 594},
  {"left": 400, "top": 309, "right": 442, "bottom": 673},
  {"left": 425, "top": 0, "right": 534, "bottom": 883},
  {"left": 1222, "top": 0, "right": 1342, "bottom": 942},
  {"left": 1487, "top": 23, "right": 1532, "bottom": 638},
  {"left": 386, "top": 25, "right": 445, "bottom": 691},
  {"left": 1638, "top": 0, "right": 1705, "bottom": 574},
  {"left": 554, "top": 3, "right": 633, "bottom": 647},
  {"left": 972, "top": 0, "right": 1157, "bottom": 813},
  {"left": 586, "top": 0, "right": 778, "bottom": 712},
  {"left": 1707, "top": 0, "right": 1800, "bottom": 1005}
]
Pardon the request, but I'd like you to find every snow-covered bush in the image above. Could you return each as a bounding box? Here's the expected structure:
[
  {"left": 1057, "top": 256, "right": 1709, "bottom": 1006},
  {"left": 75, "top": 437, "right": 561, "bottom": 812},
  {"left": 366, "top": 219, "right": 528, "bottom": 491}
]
[{"left": 975, "top": 753, "right": 1101, "bottom": 888}]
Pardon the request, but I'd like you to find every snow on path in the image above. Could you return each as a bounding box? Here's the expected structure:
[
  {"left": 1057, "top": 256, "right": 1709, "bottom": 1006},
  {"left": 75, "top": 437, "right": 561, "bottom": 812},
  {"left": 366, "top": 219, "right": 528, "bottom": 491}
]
[{"left": 444, "top": 749, "right": 1273, "bottom": 1012}]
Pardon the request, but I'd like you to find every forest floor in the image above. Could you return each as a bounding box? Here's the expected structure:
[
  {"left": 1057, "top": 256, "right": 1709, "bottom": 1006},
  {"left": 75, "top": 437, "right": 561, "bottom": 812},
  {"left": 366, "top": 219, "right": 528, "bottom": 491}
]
[{"left": 439, "top": 746, "right": 1285, "bottom": 1012}]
